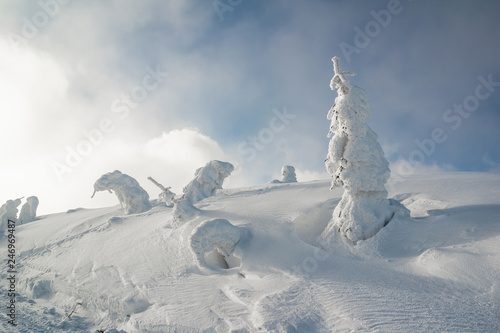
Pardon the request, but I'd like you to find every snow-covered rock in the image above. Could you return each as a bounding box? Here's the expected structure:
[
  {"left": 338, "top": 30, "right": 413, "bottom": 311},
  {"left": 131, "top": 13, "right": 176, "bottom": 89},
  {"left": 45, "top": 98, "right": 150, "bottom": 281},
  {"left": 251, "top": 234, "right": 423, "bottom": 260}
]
[
  {"left": 92, "top": 170, "right": 151, "bottom": 215},
  {"left": 190, "top": 219, "right": 250, "bottom": 270},
  {"left": 19, "top": 196, "right": 39, "bottom": 223}
]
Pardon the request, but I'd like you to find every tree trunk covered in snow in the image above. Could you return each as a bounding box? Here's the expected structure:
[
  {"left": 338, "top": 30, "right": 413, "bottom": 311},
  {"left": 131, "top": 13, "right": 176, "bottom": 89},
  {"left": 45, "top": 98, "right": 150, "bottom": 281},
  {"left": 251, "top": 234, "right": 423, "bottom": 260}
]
[{"left": 322, "top": 57, "right": 392, "bottom": 243}]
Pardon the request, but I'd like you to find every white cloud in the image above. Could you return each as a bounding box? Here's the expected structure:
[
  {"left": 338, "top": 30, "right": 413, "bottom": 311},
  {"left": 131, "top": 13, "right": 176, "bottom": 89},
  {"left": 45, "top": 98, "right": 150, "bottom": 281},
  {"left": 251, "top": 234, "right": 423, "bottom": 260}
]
[
  {"left": 0, "top": 39, "right": 68, "bottom": 157},
  {"left": 295, "top": 169, "right": 329, "bottom": 182},
  {"left": 28, "top": 128, "right": 231, "bottom": 215}
]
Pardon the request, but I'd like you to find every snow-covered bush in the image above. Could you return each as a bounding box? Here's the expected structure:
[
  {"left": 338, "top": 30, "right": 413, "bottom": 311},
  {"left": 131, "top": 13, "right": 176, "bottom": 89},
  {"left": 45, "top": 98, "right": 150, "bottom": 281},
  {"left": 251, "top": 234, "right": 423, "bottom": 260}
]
[
  {"left": 0, "top": 198, "right": 22, "bottom": 235},
  {"left": 92, "top": 170, "right": 151, "bottom": 215},
  {"left": 19, "top": 196, "right": 39, "bottom": 223},
  {"left": 173, "top": 160, "right": 234, "bottom": 221},
  {"left": 271, "top": 165, "right": 298, "bottom": 183},
  {"left": 321, "top": 57, "right": 397, "bottom": 243},
  {"left": 190, "top": 219, "right": 250, "bottom": 270}
]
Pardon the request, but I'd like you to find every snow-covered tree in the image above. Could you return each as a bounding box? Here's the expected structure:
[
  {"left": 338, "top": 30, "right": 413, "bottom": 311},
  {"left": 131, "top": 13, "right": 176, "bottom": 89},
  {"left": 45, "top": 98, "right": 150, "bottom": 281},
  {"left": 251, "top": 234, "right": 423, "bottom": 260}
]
[
  {"left": 271, "top": 165, "right": 298, "bottom": 183},
  {"left": 281, "top": 165, "right": 297, "bottom": 183},
  {"left": 173, "top": 160, "right": 234, "bottom": 221},
  {"left": 321, "top": 57, "right": 393, "bottom": 243},
  {"left": 148, "top": 176, "right": 175, "bottom": 206},
  {"left": 19, "top": 196, "right": 39, "bottom": 223},
  {"left": 0, "top": 198, "right": 22, "bottom": 236},
  {"left": 182, "top": 160, "right": 234, "bottom": 203},
  {"left": 92, "top": 170, "right": 151, "bottom": 215},
  {"left": 190, "top": 218, "right": 250, "bottom": 270}
]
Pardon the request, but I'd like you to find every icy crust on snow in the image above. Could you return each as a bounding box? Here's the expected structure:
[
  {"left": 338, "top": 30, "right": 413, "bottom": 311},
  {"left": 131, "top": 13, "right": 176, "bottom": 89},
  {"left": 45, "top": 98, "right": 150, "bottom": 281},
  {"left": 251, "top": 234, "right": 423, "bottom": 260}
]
[
  {"left": 189, "top": 219, "right": 250, "bottom": 270},
  {"left": 92, "top": 170, "right": 151, "bottom": 215},
  {"left": 323, "top": 57, "right": 393, "bottom": 243},
  {"left": 19, "top": 196, "right": 39, "bottom": 223}
]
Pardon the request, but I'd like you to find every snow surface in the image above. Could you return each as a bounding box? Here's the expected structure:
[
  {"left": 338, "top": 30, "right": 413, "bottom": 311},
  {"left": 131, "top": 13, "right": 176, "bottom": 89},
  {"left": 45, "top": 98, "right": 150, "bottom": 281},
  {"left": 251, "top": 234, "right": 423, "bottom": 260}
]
[{"left": 1, "top": 172, "right": 500, "bottom": 332}]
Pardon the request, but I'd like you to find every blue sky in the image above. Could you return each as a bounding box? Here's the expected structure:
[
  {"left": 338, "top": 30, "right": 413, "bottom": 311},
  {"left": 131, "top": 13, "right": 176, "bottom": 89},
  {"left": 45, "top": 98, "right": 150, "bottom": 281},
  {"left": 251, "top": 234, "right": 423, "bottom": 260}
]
[{"left": 1, "top": 0, "right": 499, "bottom": 214}]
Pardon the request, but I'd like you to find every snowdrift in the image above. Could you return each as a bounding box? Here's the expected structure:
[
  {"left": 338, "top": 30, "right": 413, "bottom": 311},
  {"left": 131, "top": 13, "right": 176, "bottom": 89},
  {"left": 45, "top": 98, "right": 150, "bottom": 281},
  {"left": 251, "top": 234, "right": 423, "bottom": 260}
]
[{"left": 1, "top": 172, "right": 500, "bottom": 332}]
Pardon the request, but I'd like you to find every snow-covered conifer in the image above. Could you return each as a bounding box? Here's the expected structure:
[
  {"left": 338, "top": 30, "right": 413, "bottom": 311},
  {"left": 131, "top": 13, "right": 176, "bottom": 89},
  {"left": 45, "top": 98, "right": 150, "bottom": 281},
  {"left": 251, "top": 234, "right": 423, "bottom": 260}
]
[
  {"left": 182, "top": 160, "right": 234, "bottom": 203},
  {"left": 271, "top": 165, "right": 297, "bottom": 183},
  {"left": 92, "top": 170, "right": 151, "bottom": 215},
  {"left": 190, "top": 218, "right": 250, "bottom": 270},
  {"left": 19, "top": 196, "right": 39, "bottom": 223},
  {"left": 0, "top": 198, "right": 22, "bottom": 235},
  {"left": 322, "top": 57, "right": 393, "bottom": 243},
  {"left": 173, "top": 160, "right": 234, "bottom": 222},
  {"left": 280, "top": 165, "right": 297, "bottom": 183}
]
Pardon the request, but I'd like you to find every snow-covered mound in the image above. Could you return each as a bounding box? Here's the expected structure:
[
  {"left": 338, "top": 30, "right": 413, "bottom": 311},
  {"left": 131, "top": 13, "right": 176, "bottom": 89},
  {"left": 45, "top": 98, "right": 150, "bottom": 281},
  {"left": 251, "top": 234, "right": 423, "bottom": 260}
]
[
  {"left": 190, "top": 218, "right": 251, "bottom": 271},
  {"left": 1, "top": 172, "right": 500, "bottom": 332}
]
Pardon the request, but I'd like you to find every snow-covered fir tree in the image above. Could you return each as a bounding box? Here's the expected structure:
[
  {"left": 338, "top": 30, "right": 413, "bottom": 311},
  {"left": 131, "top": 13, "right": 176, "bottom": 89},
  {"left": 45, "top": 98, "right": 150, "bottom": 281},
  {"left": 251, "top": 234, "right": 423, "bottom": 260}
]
[
  {"left": 91, "top": 170, "right": 151, "bottom": 215},
  {"left": 322, "top": 57, "right": 393, "bottom": 243},
  {"left": 19, "top": 196, "right": 39, "bottom": 223}
]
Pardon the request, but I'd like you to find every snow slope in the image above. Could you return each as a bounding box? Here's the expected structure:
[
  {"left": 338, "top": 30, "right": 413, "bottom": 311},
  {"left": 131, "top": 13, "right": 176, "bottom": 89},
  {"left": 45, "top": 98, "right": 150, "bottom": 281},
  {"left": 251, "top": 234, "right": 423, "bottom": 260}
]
[{"left": 1, "top": 172, "right": 500, "bottom": 332}]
